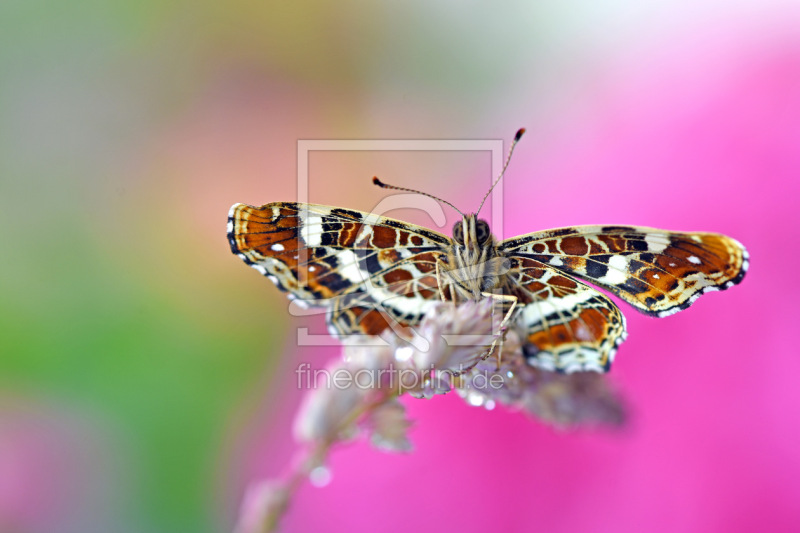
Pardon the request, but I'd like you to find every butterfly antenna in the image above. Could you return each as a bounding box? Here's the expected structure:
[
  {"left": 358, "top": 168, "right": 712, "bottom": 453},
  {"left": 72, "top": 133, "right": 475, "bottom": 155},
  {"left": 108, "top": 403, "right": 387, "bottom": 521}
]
[
  {"left": 372, "top": 176, "right": 466, "bottom": 217},
  {"left": 476, "top": 128, "right": 526, "bottom": 216}
]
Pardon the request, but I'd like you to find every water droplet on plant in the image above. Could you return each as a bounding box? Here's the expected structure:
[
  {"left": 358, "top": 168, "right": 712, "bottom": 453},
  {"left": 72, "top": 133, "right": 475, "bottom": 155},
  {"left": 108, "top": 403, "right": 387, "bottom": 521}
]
[
  {"left": 309, "top": 466, "right": 332, "bottom": 487},
  {"left": 395, "top": 346, "right": 413, "bottom": 362},
  {"left": 467, "top": 393, "right": 484, "bottom": 407}
]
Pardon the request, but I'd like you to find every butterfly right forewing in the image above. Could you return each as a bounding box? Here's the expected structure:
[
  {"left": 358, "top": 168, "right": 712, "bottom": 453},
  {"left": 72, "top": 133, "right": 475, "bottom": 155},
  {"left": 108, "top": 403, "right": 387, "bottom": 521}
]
[{"left": 500, "top": 226, "right": 748, "bottom": 318}]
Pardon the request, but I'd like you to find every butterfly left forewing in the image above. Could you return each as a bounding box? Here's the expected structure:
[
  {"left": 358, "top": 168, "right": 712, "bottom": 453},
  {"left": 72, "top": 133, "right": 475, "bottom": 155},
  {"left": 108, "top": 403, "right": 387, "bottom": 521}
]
[
  {"left": 228, "top": 202, "right": 449, "bottom": 337},
  {"left": 500, "top": 226, "right": 748, "bottom": 317}
]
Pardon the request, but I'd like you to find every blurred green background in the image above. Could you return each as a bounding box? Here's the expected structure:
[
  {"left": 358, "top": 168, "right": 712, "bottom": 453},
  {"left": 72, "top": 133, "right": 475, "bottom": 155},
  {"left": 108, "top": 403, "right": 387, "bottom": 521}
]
[{"left": 0, "top": 3, "right": 313, "bottom": 532}]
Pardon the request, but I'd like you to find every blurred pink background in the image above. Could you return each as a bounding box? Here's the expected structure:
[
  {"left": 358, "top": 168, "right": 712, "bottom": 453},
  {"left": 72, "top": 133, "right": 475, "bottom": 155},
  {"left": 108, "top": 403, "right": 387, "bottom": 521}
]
[
  {"left": 227, "top": 6, "right": 800, "bottom": 533},
  {"left": 2, "top": 2, "right": 799, "bottom": 532}
]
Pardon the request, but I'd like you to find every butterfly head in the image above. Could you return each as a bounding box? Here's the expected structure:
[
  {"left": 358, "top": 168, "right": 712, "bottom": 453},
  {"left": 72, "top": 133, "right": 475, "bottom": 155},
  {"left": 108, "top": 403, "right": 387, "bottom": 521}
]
[
  {"left": 373, "top": 128, "right": 525, "bottom": 254},
  {"left": 452, "top": 215, "right": 493, "bottom": 249}
]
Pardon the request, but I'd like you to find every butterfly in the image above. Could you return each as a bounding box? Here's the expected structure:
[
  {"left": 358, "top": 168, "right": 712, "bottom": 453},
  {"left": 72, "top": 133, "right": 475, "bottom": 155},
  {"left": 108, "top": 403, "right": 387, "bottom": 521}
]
[{"left": 228, "top": 130, "right": 748, "bottom": 373}]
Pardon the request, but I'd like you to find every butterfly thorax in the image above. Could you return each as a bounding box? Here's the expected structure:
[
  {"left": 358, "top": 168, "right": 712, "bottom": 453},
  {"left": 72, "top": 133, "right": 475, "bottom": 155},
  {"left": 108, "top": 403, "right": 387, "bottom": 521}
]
[{"left": 442, "top": 215, "right": 510, "bottom": 301}]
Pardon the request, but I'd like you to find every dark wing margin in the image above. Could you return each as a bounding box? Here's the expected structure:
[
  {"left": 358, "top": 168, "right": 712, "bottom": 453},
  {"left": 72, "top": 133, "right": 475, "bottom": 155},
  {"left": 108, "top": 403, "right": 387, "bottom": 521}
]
[
  {"left": 500, "top": 225, "right": 748, "bottom": 317},
  {"left": 228, "top": 202, "right": 449, "bottom": 336}
]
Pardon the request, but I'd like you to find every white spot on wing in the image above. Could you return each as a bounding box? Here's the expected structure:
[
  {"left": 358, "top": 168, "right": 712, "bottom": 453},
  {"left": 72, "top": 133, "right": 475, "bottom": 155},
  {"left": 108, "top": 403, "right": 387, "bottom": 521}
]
[
  {"left": 271, "top": 243, "right": 285, "bottom": 252},
  {"left": 549, "top": 257, "right": 563, "bottom": 267},
  {"left": 608, "top": 255, "right": 628, "bottom": 271},
  {"left": 301, "top": 215, "right": 323, "bottom": 247},
  {"left": 597, "top": 255, "right": 628, "bottom": 285},
  {"left": 688, "top": 255, "right": 701, "bottom": 264},
  {"left": 336, "top": 250, "right": 366, "bottom": 283},
  {"left": 521, "top": 291, "right": 594, "bottom": 326},
  {"left": 376, "top": 291, "right": 439, "bottom": 317},
  {"left": 645, "top": 234, "right": 670, "bottom": 253}
]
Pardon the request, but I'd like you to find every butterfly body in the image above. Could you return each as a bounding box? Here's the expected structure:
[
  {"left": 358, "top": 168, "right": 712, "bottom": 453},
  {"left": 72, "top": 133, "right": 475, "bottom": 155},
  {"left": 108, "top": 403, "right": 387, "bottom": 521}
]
[
  {"left": 437, "top": 215, "right": 510, "bottom": 302},
  {"left": 229, "top": 201, "right": 747, "bottom": 373}
]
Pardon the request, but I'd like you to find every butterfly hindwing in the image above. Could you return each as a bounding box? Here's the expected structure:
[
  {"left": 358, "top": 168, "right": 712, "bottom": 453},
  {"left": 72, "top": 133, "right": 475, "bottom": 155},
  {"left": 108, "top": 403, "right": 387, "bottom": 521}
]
[
  {"left": 500, "top": 226, "right": 748, "bottom": 317},
  {"left": 507, "top": 256, "right": 627, "bottom": 372},
  {"left": 228, "top": 202, "right": 448, "bottom": 336}
]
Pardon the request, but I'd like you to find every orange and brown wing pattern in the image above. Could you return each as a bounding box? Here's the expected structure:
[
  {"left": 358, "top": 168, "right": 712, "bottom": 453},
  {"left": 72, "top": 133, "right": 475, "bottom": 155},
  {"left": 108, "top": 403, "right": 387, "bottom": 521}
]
[
  {"left": 228, "top": 202, "right": 449, "bottom": 336},
  {"left": 500, "top": 226, "right": 748, "bottom": 318},
  {"left": 506, "top": 257, "right": 627, "bottom": 373}
]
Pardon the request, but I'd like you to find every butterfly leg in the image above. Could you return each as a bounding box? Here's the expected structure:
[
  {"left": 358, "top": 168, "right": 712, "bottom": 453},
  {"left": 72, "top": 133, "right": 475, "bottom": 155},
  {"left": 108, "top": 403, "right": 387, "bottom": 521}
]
[
  {"left": 435, "top": 259, "right": 461, "bottom": 302},
  {"left": 479, "top": 292, "right": 518, "bottom": 369},
  {"left": 435, "top": 261, "right": 447, "bottom": 302}
]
